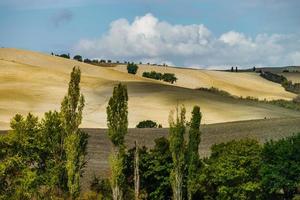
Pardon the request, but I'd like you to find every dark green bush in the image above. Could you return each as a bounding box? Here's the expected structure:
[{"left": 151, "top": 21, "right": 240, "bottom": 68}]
[
  {"left": 136, "top": 120, "right": 159, "bottom": 128},
  {"left": 127, "top": 63, "right": 139, "bottom": 74},
  {"left": 73, "top": 55, "right": 83, "bottom": 62}
]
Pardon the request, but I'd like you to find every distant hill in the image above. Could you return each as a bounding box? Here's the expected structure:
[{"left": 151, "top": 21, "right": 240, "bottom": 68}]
[{"left": 0, "top": 48, "right": 299, "bottom": 129}]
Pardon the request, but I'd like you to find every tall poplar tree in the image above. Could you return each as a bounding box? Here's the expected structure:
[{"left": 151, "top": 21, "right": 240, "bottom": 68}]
[
  {"left": 61, "top": 66, "right": 88, "bottom": 199},
  {"left": 106, "top": 83, "right": 128, "bottom": 200},
  {"left": 186, "top": 106, "right": 202, "bottom": 200},
  {"left": 169, "top": 106, "right": 186, "bottom": 200}
]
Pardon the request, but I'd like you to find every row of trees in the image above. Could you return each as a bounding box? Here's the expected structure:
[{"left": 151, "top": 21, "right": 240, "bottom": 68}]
[
  {"left": 142, "top": 71, "right": 177, "bottom": 84},
  {"left": 260, "top": 71, "right": 300, "bottom": 94}
]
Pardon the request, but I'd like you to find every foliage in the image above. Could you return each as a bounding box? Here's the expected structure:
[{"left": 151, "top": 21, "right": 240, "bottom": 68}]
[
  {"left": 198, "top": 87, "right": 300, "bottom": 112},
  {"left": 162, "top": 73, "right": 177, "bottom": 84},
  {"left": 169, "top": 106, "right": 186, "bottom": 200},
  {"left": 90, "top": 176, "right": 112, "bottom": 199},
  {"left": 260, "top": 71, "right": 300, "bottom": 94},
  {"left": 260, "top": 71, "right": 287, "bottom": 84},
  {"left": 84, "top": 58, "right": 92, "bottom": 63},
  {"left": 143, "top": 71, "right": 163, "bottom": 80},
  {"left": 260, "top": 133, "right": 300, "bottom": 199},
  {"left": 106, "top": 83, "right": 128, "bottom": 147},
  {"left": 0, "top": 112, "right": 67, "bottom": 199},
  {"left": 61, "top": 66, "right": 87, "bottom": 199},
  {"left": 106, "top": 83, "right": 128, "bottom": 200},
  {"left": 136, "top": 120, "right": 159, "bottom": 128},
  {"left": 73, "top": 55, "right": 83, "bottom": 62},
  {"left": 142, "top": 71, "right": 177, "bottom": 84},
  {"left": 57, "top": 53, "right": 70, "bottom": 59},
  {"left": 124, "top": 137, "right": 173, "bottom": 200},
  {"left": 127, "top": 63, "right": 139, "bottom": 74},
  {"left": 199, "top": 139, "right": 263, "bottom": 200},
  {"left": 186, "top": 106, "right": 202, "bottom": 200}
]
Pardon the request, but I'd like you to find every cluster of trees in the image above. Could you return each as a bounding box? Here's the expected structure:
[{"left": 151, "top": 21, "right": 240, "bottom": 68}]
[
  {"left": 230, "top": 66, "right": 238, "bottom": 72},
  {"left": 0, "top": 67, "right": 88, "bottom": 199},
  {"left": 260, "top": 71, "right": 300, "bottom": 94},
  {"left": 127, "top": 63, "right": 139, "bottom": 74},
  {"left": 260, "top": 71, "right": 287, "bottom": 84},
  {"left": 136, "top": 120, "right": 162, "bottom": 128},
  {"left": 52, "top": 53, "right": 71, "bottom": 59},
  {"left": 142, "top": 71, "right": 177, "bottom": 84}
]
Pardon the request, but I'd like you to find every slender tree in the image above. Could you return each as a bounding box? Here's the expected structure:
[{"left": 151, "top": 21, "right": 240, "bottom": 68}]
[
  {"left": 61, "top": 66, "right": 87, "bottom": 199},
  {"left": 134, "top": 141, "right": 140, "bottom": 200},
  {"left": 106, "top": 83, "right": 128, "bottom": 200},
  {"left": 169, "top": 106, "right": 186, "bottom": 200},
  {"left": 186, "top": 106, "right": 202, "bottom": 200}
]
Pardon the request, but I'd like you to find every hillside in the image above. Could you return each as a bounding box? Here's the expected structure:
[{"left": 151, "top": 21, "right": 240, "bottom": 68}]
[
  {"left": 82, "top": 117, "right": 300, "bottom": 189},
  {"left": 0, "top": 48, "right": 300, "bottom": 129},
  {"left": 113, "top": 64, "right": 296, "bottom": 100}
]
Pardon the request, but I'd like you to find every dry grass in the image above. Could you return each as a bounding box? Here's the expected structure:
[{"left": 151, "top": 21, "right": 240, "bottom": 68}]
[
  {"left": 0, "top": 48, "right": 299, "bottom": 130},
  {"left": 113, "top": 65, "right": 296, "bottom": 100},
  {"left": 279, "top": 72, "right": 300, "bottom": 83}
]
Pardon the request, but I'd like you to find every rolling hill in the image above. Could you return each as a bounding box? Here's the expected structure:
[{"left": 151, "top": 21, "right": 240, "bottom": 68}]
[
  {"left": 0, "top": 48, "right": 299, "bottom": 130},
  {"left": 113, "top": 64, "right": 296, "bottom": 100}
]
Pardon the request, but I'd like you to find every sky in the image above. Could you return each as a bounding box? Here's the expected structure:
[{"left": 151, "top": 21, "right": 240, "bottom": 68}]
[{"left": 0, "top": 0, "right": 300, "bottom": 68}]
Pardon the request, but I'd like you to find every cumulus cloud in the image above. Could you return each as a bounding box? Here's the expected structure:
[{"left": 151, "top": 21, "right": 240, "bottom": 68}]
[{"left": 74, "top": 13, "right": 300, "bottom": 68}]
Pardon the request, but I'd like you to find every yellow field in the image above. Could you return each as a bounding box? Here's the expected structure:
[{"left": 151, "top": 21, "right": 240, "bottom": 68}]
[
  {"left": 279, "top": 72, "right": 300, "bottom": 83},
  {"left": 0, "top": 48, "right": 299, "bottom": 129},
  {"left": 114, "top": 65, "right": 296, "bottom": 100}
]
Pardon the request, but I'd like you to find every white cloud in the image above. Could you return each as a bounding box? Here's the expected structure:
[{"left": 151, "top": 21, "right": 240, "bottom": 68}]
[{"left": 74, "top": 13, "right": 300, "bottom": 68}]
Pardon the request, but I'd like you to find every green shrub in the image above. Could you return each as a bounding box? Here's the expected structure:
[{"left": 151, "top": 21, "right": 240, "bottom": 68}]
[
  {"left": 142, "top": 71, "right": 177, "bottom": 84},
  {"left": 73, "top": 55, "right": 83, "bottom": 62},
  {"left": 127, "top": 63, "right": 139, "bottom": 74},
  {"left": 136, "top": 120, "right": 159, "bottom": 128}
]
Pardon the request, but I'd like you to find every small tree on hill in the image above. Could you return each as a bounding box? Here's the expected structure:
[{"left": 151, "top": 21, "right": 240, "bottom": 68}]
[
  {"left": 136, "top": 120, "right": 158, "bottom": 128},
  {"left": 127, "top": 63, "right": 139, "bottom": 74},
  {"left": 73, "top": 55, "right": 83, "bottom": 62}
]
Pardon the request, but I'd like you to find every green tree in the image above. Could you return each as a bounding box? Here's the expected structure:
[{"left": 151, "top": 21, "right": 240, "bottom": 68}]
[
  {"left": 199, "top": 139, "right": 262, "bottom": 200},
  {"left": 186, "top": 106, "right": 202, "bottom": 200},
  {"left": 61, "top": 66, "right": 88, "bottom": 199},
  {"left": 169, "top": 106, "right": 186, "bottom": 200},
  {"left": 123, "top": 137, "right": 173, "bottom": 200},
  {"left": 127, "top": 63, "right": 139, "bottom": 74},
  {"left": 136, "top": 120, "right": 158, "bottom": 128},
  {"left": 106, "top": 83, "right": 128, "bottom": 200},
  {"left": 260, "top": 133, "right": 300, "bottom": 199},
  {"left": 73, "top": 55, "right": 83, "bottom": 62}
]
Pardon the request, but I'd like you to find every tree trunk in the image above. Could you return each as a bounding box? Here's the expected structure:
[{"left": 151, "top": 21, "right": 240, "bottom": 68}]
[
  {"left": 172, "top": 167, "right": 183, "bottom": 200},
  {"left": 134, "top": 141, "right": 140, "bottom": 200}
]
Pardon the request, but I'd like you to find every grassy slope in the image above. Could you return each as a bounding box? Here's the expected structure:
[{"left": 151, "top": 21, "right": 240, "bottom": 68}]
[
  {"left": 113, "top": 64, "right": 296, "bottom": 100},
  {"left": 81, "top": 117, "right": 300, "bottom": 189},
  {"left": 0, "top": 48, "right": 300, "bottom": 129}
]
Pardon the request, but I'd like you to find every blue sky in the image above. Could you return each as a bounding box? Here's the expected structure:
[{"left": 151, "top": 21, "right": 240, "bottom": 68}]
[{"left": 1, "top": 0, "right": 300, "bottom": 67}]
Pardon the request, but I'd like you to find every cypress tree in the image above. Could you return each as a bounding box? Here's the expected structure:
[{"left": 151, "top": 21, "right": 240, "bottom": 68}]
[
  {"left": 106, "top": 83, "right": 128, "bottom": 200},
  {"left": 61, "top": 66, "right": 87, "bottom": 199},
  {"left": 186, "top": 106, "right": 202, "bottom": 200},
  {"left": 169, "top": 106, "right": 186, "bottom": 200}
]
